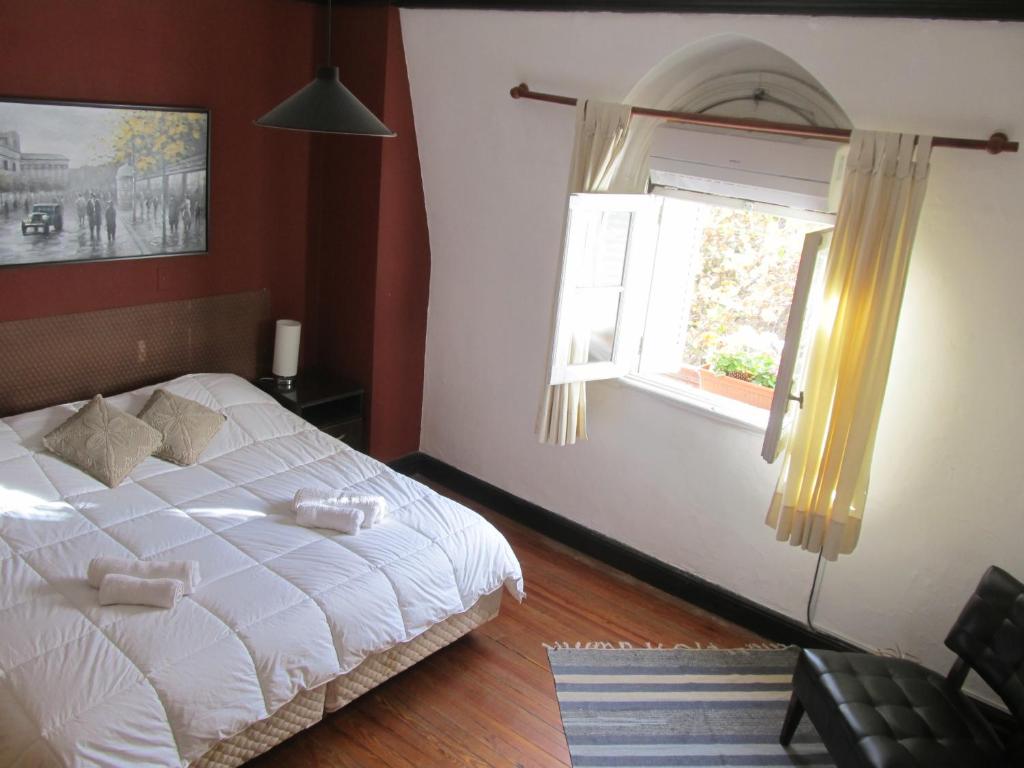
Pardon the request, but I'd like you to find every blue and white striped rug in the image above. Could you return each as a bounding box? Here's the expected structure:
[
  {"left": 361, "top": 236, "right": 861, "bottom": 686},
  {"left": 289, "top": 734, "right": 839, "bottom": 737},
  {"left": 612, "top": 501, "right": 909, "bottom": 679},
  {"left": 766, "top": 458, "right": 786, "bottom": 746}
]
[{"left": 548, "top": 646, "right": 834, "bottom": 767}]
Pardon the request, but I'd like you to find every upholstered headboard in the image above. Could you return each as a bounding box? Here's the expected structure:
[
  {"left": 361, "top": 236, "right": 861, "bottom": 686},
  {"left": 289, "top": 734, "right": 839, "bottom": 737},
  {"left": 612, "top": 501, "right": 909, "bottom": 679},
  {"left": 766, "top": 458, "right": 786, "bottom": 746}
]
[{"left": 0, "top": 290, "right": 271, "bottom": 416}]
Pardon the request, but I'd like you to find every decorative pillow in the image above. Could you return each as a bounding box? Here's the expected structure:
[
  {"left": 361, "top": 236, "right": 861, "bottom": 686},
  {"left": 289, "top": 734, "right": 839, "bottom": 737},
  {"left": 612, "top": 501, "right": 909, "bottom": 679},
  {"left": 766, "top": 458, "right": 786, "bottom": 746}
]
[
  {"left": 43, "top": 395, "right": 163, "bottom": 487},
  {"left": 137, "top": 389, "right": 226, "bottom": 466}
]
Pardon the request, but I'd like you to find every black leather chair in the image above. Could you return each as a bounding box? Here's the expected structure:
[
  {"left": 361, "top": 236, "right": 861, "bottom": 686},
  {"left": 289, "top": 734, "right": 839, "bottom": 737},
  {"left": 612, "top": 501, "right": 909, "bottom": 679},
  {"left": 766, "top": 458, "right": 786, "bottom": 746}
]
[{"left": 780, "top": 565, "right": 1024, "bottom": 767}]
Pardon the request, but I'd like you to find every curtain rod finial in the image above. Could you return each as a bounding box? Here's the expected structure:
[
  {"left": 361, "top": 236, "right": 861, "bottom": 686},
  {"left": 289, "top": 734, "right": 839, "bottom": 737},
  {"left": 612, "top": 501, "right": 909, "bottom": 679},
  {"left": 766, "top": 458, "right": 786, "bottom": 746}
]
[
  {"left": 510, "top": 83, "right": 529, "bottom": 99},
  {"left": 986, "top": 132, "right": 1011, "bottom": 154}
]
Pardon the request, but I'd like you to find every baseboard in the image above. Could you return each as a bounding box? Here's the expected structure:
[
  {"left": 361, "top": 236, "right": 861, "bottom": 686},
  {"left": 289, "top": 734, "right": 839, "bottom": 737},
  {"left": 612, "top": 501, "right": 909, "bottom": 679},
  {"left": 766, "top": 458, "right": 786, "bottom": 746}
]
[
  {"left": 387, "top": 452, "right": 429, "bottom": 477},
  {"left": 388, "top": 450, "right": 1016, "bottom": 737}
]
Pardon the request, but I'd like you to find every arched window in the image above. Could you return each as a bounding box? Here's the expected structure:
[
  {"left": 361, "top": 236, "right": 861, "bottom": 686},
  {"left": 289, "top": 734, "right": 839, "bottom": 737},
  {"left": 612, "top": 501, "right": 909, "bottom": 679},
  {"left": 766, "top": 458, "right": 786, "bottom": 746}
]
[{"left": 550, "top": 36, "right": 850, "bottom": 429}]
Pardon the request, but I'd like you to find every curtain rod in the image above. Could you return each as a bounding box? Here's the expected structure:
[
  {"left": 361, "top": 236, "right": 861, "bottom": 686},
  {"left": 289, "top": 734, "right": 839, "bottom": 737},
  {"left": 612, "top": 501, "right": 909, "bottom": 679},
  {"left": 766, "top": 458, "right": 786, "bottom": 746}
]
[{"left": 509, "top": 83, "right": 1017, "bottom": 155}]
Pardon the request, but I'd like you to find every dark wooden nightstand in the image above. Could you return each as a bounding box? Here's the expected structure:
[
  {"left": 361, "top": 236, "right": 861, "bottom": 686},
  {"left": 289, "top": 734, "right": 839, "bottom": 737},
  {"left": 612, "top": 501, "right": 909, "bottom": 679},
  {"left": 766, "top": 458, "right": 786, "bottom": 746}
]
[{"left": 256, "top": 374, "right": 365, "bottom": 451}]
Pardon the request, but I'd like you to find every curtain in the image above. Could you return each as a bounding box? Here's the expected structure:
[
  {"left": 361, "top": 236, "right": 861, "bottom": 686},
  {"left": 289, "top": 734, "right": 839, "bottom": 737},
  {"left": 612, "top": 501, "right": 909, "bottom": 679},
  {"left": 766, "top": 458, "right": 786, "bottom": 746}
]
[
  {"left": 766, "top": 130, "right": 933, "bottom": 560},
  {"left": 536, "top": 99, "right": 659, "bottom": 445}
]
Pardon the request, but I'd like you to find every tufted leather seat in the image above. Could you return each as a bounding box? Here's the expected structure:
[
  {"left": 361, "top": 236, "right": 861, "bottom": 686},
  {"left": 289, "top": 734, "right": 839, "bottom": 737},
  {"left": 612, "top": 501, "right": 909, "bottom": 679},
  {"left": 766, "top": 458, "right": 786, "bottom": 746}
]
[
  {"left": 792, "top": 650, "right": 1002, "bottom": 766},
  {"left": 780, "top": 566, "right": 1024, "bottom": 767}
]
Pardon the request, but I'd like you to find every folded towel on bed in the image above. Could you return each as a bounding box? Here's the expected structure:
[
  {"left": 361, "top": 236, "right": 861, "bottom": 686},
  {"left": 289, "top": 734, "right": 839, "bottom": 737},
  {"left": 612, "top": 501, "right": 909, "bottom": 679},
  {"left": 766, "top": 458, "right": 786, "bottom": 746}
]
[
  {"left": 293, "top": 489, "right": 389, "bottom": 529},
  {"left": 98, "top": 574, "right": 184, "bottom": 609},
  {"left": 87, "top": 557, "right": 201, "bottom": 595},
  {"left": 295, "top": 504, "right": 364, "bottom": 534}
]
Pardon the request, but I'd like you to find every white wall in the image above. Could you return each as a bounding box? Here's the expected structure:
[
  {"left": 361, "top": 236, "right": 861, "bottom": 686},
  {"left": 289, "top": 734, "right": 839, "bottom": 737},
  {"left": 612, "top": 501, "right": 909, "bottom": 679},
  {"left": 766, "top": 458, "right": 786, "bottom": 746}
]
[{"left": 402, "top": 8, "right": 1024, "bottom": 702}]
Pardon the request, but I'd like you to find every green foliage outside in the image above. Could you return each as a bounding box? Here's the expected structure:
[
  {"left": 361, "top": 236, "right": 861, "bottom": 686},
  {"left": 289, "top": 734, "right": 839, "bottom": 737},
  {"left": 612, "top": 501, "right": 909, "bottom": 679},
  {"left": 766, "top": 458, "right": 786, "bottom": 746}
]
[
  {"left": 711, "top": 350, "right": 778, "bottom": 388},
  {"left": 683, "top": 205, "right": 820, "bottom": 384}
]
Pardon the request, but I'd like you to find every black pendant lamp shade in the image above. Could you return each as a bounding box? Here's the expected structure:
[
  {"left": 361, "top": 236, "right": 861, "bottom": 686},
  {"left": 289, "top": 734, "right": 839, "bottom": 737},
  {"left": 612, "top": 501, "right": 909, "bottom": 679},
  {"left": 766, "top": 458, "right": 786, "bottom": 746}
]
[
  {"left": 256, "top": 66, "right": 395, "bottom": 136},
  {"left": 255, "top": 1, "right": 394, "bottom": 137}
]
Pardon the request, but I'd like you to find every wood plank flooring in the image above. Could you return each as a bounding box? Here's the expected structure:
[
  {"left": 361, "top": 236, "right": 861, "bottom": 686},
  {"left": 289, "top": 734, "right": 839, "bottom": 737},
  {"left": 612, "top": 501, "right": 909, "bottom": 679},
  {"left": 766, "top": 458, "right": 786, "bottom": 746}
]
[{"left": 247, "top": 478, "right": 762, "bottom": 767}]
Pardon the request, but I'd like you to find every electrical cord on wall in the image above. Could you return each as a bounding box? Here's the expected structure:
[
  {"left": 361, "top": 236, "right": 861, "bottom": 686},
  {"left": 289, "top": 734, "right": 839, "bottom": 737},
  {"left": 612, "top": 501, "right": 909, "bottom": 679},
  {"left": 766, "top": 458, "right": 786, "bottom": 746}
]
[{"left": 805, "top": 550, "right": 825, "bottom": 632}]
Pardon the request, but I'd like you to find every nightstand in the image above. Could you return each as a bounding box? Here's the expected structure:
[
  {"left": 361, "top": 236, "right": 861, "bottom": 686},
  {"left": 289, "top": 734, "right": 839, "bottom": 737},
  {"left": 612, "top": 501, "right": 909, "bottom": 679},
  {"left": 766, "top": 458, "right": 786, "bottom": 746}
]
[{"left": 256, "top": 374, "right": 365, "bottom": 451}]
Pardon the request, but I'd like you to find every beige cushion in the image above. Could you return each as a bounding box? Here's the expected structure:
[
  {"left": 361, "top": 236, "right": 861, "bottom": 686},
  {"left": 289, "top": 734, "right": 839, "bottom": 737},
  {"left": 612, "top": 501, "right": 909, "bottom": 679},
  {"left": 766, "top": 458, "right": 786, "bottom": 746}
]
[
  {"left": 138, "top": 389, "right": 226, "bottom": 466},
  {"left": 43, "top": 395, "right": 162, "bottom": 487}
]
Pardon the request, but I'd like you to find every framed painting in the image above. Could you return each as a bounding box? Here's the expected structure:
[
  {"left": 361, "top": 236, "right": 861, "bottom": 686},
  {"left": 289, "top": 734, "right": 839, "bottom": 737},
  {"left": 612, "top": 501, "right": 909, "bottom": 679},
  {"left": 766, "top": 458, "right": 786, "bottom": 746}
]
[{"left": 0, "top": 97, "right": 209, "bottom": 268}]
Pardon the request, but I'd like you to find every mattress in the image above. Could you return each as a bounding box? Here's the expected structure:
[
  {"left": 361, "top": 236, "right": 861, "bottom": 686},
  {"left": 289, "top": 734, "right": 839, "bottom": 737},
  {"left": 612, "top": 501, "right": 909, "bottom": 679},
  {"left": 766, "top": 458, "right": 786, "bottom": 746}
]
[{"left": 0, "top": 374, "right": 524, "bottom": 767}]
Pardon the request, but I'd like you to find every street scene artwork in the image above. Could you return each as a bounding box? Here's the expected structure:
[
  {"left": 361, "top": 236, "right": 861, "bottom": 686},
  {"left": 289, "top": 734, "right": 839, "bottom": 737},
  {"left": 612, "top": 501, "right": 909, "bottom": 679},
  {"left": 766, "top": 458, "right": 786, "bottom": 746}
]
[{"left": 0, "top": 98, "right": 208, "bottom": 267}]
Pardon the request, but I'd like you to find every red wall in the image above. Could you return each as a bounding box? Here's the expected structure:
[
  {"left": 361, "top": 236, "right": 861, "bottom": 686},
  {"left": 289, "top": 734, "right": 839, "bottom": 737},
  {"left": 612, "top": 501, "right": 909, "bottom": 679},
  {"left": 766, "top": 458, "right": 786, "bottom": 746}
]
[
  {"left": 307, "top": 6, "right": 430, "bottom": 462},
  {"left": 372, "top": 7, "right": 431, "bottom": 461},
  {"left": 0, "top": 1, "right": 432, "bottom": 461},
  {"left": 305, "top": 7, "right": 388, "bottom": 407},
  {"left": 0, "top": 0, "right": 316, "bottom": 327}
]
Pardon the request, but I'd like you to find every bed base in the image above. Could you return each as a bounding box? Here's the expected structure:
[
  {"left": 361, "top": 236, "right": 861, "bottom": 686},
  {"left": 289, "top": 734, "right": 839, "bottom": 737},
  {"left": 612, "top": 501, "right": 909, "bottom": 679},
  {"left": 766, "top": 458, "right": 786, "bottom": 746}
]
[{"left": 192, "top": 589, "right": 503, "bottom": 768}]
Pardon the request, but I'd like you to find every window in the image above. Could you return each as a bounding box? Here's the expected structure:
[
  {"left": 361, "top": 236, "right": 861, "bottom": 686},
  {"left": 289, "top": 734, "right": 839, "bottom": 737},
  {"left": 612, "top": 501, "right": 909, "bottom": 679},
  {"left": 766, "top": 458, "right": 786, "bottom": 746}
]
[
  {"left": 635, "top": 187, "right": 832, "bottom": 420},
  {"left": 548, "top": 173, "right": 837, "bottom": 459}
]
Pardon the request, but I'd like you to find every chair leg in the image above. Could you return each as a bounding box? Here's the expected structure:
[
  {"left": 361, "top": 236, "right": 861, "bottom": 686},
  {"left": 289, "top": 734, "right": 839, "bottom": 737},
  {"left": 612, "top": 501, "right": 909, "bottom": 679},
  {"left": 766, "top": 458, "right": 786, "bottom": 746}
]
[{"left": 779, "top": 690, "right": 805, "bottom": 746}]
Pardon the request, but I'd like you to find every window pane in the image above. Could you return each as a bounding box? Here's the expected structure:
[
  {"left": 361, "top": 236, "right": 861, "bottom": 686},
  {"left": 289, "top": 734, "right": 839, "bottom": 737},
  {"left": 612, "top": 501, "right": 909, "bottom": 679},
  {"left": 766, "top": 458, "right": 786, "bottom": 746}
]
[
  {"left": 574, "top": 287, "right": 622, "bottom": 363},
  {"left": 684, "top": 206, "right": 820, "bottom": 373},
  {"left": 578, "top": 210, "right": 631, "bottom": 288}
]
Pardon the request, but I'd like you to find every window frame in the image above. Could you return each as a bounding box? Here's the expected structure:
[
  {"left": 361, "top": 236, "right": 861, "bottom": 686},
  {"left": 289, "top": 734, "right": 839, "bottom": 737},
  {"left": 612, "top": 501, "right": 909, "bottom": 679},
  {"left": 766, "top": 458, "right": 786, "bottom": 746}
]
[
  {"left": 652, "top": 185, "right": 837, "bottom": 225},
  {"left": 545, "top": 183, "right": 837, "bottom": 435}
]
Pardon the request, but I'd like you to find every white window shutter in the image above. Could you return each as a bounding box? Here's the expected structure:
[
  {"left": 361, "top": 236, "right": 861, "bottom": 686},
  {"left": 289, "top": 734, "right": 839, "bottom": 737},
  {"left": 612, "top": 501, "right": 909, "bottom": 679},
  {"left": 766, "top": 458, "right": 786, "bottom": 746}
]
[
  {"left": 761, "top": 228, "right": 833, "bottom": 463},
  {"left": 548, "top": 193, "right": 660, "bottom": 386},
  {"left": 637, "top": 195, "right": 705, "bottom": 375},
  {"left": 827, "top": 145, "right": 849, "bottom": 213}
]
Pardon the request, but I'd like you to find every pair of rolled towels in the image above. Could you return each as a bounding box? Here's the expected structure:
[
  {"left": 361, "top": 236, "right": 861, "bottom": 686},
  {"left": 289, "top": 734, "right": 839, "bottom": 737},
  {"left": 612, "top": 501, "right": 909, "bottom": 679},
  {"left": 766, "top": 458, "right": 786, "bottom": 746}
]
[
  {"left": 88, "top": 557, "right": 201, "bottom": 610},
  {"left": 293, "top": 489, "right": 389, "bottom": 535}
]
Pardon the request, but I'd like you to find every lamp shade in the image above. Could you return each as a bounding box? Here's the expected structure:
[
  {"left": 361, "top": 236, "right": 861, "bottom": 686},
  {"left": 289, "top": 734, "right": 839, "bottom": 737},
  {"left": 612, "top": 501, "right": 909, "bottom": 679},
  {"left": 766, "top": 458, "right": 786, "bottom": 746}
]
[
  {"left": 272, "top": 319, "right": 302, "bottom": 378},
  {"left": 255, "top": 67, "right": 395, "bottom": 137}
]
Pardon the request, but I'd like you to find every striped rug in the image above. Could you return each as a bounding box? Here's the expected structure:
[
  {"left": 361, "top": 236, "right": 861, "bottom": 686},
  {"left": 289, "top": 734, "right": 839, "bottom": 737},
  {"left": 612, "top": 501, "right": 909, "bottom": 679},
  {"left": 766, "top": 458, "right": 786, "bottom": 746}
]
[{"left": 548, "top": 647, "right": 834, "bottom": 767}]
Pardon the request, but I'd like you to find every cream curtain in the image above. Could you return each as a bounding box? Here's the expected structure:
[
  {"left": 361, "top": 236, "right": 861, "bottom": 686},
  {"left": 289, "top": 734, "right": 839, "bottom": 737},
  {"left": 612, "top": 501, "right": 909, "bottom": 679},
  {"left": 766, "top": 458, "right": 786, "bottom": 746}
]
[
  {"left": 766, "top": 130, "right": 933, "bottom": 559},
  {"left": 536, "top": 100, "right": 659, "bottom": 445}
]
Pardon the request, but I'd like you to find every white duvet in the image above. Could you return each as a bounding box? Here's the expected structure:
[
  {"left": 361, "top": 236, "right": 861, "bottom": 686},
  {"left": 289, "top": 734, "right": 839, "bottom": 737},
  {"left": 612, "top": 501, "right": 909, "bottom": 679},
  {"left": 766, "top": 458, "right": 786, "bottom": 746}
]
[{"left": 0, "top": 374, "right": 524, "bottom": 767}]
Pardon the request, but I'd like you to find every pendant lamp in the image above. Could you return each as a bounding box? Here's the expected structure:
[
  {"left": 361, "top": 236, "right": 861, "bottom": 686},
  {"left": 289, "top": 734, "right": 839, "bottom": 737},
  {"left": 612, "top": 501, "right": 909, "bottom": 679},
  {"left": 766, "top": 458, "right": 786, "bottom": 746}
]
[{"left": 255, "top": 0, "right": 395, "bottom": 137}]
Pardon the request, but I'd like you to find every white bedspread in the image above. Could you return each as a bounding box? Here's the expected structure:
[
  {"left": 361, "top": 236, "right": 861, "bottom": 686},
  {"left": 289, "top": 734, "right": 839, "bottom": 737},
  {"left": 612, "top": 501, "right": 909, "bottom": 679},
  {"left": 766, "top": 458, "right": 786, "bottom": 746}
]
[{"left": 0, "top": 374, "right": 524, "bottom": 767}]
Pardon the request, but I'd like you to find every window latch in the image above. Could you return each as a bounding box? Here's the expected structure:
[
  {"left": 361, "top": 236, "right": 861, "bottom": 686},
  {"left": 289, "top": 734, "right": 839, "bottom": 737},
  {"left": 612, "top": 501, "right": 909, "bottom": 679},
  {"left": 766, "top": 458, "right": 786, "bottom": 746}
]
[{"left": 788, "top": 390, "right": 805, "bottom": 409}]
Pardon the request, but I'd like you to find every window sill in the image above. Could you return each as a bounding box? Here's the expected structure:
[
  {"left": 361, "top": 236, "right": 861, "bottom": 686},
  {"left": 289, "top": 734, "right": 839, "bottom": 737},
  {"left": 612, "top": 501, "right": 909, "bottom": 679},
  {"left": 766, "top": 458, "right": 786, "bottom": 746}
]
[{"left": 605, "top": 374, "right": 769, "bottom": 435}]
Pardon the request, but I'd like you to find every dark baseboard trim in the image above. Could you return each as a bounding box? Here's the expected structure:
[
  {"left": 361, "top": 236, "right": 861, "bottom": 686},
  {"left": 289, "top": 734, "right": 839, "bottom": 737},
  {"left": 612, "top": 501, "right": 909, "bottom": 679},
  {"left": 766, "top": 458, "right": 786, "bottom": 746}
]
[
  {"left": 388, "top": 450, "right": 1016, "bottom": 735},
  {"left": 387, "top": 452, "right": 429, "bottom": 476}
]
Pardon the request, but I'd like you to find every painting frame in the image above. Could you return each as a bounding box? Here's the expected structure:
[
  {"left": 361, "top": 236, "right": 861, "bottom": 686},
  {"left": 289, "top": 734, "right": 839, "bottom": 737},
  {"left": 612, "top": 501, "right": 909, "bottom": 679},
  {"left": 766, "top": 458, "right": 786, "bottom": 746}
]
[{"left": 0, "top": 95, "right": 211, "bottom": 269}]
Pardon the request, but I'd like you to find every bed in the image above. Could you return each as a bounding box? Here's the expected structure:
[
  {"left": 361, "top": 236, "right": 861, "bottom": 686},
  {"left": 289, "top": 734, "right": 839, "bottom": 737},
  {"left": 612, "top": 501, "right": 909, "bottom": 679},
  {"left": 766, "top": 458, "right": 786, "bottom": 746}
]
[{"left": 0, "top": 372, "right": 524, "bottom": 767}]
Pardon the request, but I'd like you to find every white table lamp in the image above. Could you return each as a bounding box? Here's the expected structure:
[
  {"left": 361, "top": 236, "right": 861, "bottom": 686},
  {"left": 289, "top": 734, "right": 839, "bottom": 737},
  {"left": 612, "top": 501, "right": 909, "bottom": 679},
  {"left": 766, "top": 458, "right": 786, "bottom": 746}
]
[{"left": 272, "top": 319, "right": 301, "bottom": 390}]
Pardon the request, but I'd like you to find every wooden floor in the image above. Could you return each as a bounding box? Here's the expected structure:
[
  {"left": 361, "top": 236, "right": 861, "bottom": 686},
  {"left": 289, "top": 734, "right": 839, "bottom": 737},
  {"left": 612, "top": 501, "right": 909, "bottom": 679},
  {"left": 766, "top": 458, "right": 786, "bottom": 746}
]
[{"left": 248, "top": 478, "right": 762, "bottom": 767}]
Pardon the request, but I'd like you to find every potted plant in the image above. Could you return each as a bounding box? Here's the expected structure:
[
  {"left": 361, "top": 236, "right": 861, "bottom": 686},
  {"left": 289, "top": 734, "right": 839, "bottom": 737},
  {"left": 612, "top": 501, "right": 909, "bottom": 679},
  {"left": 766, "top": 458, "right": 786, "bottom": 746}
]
[{"left": 699, "top": 351, "right": 777, "bottom": 409}]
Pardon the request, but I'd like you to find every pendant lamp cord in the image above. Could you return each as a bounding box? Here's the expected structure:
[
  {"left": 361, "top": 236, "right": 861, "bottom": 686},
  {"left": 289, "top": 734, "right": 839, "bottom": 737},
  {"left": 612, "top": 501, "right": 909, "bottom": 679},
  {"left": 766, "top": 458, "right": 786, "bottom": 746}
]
[{"left": 326, "top": 0, "right": 333, "bottom": 65}]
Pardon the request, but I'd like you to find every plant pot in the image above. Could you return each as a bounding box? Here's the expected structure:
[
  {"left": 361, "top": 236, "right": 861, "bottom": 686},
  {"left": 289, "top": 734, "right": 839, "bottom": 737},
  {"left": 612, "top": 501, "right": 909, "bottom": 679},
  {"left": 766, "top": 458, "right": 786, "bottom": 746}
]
[{"left": 698, "top": 368, "right": 774, "bottom": 410}]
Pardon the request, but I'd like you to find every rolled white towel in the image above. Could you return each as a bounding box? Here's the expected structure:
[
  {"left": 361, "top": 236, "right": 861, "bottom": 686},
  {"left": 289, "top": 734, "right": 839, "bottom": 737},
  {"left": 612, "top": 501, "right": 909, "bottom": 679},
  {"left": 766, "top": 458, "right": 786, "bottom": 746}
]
[
  {"left": 98, "top": 574, "right": 184, "bottom": 609},
  {"left": 87, "top": 557, "right": 200, "bottom": 595},
  {"left": 293, "top": 489, "right": 388, "bottom": 529},
  {"left": 350, "top": 495, "right": 389, "bottom": 528},
  {"left": 295, "top": 504, "right": 364, "bottom": 534}
]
